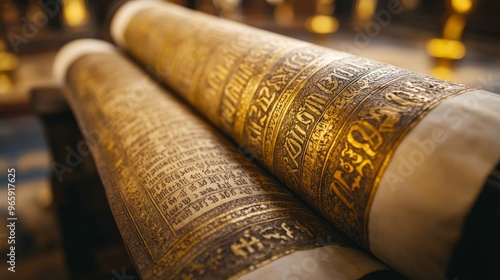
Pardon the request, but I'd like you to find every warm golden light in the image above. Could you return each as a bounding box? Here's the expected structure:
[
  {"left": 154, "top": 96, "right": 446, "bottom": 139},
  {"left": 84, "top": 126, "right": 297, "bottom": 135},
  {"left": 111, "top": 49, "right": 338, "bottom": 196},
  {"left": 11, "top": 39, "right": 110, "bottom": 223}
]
[
  {"left": 443, "top": 14, "right": 466, "bottom": 40},
  {"left": 401, "top": 0, "right": 420, "bottom": 10},
  {"left": 427, "top": 0, "right": 474, "bottom": 80},
  {"left": 426, "top": 38, "right": 466, "bottom": 60},
  {"left": 306, "top": 15, "right": 339, "bottom": 34},
  {"left": 0, "top": 39, "right": 17, "bottom": 95},
  {"left": 274, "top": 2, "right": 294, "bottom": 26},
  {"left": 0, "top": 74, "right": 13, "bottom": 94},
  {"left": 356, "top": 0, "right": 378, "bottom": 21},
  {"left": 63, "top": 0, "right": 89, "bottom": 27},
  {"left": 0, "top": 52, "right": 18, "bottom": 71},
  {"left": 431, "top": 65, "right": 453, "bottom": 80},
  {"left": 266, "top": 0, "right": 284, "bottom": 5},
  {"left": 451, "top": 0, "right": 473, "bottom": 14}
]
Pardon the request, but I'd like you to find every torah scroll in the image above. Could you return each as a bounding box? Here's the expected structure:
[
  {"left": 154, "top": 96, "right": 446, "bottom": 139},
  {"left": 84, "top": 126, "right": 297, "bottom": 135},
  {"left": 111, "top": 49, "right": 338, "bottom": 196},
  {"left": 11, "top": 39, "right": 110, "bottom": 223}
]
[
  {"left": 53, "top": 39, "right": 404, "bottom": 280},
  {"left": 110, "top": 1, "right": 500, "bottom": 279}
]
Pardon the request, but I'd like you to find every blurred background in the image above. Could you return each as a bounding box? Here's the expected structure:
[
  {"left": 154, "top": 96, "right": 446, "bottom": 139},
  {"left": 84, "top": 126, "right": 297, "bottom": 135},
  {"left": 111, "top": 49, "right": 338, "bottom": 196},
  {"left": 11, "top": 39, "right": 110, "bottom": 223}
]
[{"left": 0, "top": 0, "right": 499, "bottom": 279}]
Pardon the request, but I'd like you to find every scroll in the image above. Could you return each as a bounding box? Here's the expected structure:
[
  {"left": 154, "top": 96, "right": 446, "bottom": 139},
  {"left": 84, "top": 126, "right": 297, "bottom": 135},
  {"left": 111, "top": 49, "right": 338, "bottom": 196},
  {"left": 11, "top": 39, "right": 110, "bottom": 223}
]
[
  {"left": 53, "top": 39, "right": 402, "bottom": 280},
  {"left": 109, "top": 1, "right": 500, "bottom": 279}
]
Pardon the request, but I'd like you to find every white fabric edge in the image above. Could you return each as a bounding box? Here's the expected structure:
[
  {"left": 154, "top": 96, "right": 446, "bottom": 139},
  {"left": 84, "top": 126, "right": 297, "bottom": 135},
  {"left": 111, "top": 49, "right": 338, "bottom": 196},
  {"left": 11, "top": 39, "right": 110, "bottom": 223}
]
[
  {"left": 238, "top": 245, "right": 389, "bottom": 280},
  {"left": 110, "top": 0, "right": 163, "bottom": 48},
  {"left": 368, "top": 90, "right": 500, "bottom": 279},
  {"left": 53, "top": 39, "right": 117, "bottom": 85}
]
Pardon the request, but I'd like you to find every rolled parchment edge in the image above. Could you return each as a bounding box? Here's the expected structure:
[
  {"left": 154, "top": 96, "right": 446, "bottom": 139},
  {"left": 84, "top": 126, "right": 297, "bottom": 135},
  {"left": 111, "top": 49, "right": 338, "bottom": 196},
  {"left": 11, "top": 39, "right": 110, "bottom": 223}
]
[
  {"left": 110, "top": 0, "right": 164, "bottom": 48},
  {"left": 371, "top": 89, "right": 500, "bottom": 279},
  {"left": 53, "top": 38, "right": 117, "bottom": 85}
]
